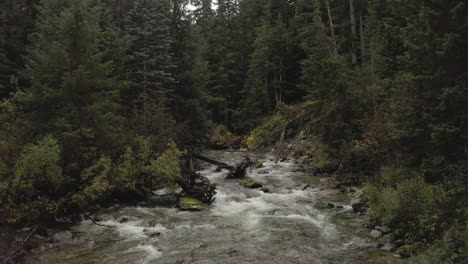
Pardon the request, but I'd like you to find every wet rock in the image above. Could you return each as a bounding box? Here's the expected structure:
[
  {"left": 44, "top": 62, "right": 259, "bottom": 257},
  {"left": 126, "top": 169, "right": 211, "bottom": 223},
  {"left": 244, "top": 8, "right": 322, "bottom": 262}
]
[
  {"left": 143, "top": 229, "right": 161, "bottom": 238},
  {"left": 314, "top": 201, "right": 335, "bottom": 209},
  {"left": 240, "top": 178, "right": 263, "bottom": 188},
  {"left": 351, "top": 198, "right": 368, "bottom": 213},
  {"left": 36, "top": 225, "right": 49, "bottom": 237},
  {"left": 119, "top": 217, "right": 129, "bottom": 223},
  {"left": 336, "top": 205, "right": 344, "bottom": 209},
  {"left": 178, "top": 197, "right": 204, "bottom": 211},
  {"left": 393, "top": 239, "right": 405, "bottom": 247},
  {"left": 297, "top": 156, "right": 308, "bottom": 165},
  {"left": 381, "top": 242, "right": 396, "bottom": 251},
  {"left": 397, "top": 245, "right": 412, "bottom": 258},
  {"left": 257, "top": 170, "right": 269, "bottom": 174},
  {"left": 375, "top": 225, "right": 391, "bottom": 234},
  {"left": 302, "top": 184, "right": 311, "bottom": 190},
  {"left": 253, "top": 161, "right": 263, "bottom": 168},
  {"left": 40, "top": 243, "right": 58, "bottom": 251},
  {"left": 33, "top": 234, "right": 47, "bottom": 240},
  {"left": 261, "top": 187, "right": 270, "bottom": 193},
  {"left": 320, "top": 189, "right": 341, "bottom": 196},
  {"left": 370, "top": 229, "right": 383, "bottom": 238},
  {"left": 52, "top": 231, "right": 73, "bottom": 244}
]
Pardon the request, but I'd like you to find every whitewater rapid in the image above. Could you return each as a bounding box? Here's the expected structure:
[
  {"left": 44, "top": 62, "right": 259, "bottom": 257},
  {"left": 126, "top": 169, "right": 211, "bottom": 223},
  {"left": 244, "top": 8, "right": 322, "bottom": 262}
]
[{"left": 26, "top": 150, "right": 404, "bottom": 264}]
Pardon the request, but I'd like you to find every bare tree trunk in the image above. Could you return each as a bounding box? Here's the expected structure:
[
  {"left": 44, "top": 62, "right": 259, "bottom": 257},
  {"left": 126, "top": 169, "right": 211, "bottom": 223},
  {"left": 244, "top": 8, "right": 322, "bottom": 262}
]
[
  {"left": 326, "top": 0, "right": 338, "bottom": 55},
  {"left": 279, "top": 59, "right": 283, "bottom": 106},
  {"left": 349, "top": 0, "right": 357, "bottom": 65},
  {"left": 370, "top": 37, "right": 375, "bottom": 81},
  {"left": 359, "top": 11, "right": 365, "bottom": 64},
  {"left": 274, "top": 127, "right": 286, "bottom": 164}
]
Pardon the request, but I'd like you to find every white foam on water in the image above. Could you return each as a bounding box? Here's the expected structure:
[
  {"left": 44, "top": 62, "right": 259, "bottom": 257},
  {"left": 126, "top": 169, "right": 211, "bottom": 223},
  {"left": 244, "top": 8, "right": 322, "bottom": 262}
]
[{"left": 128, "top": 244, "right": 162, "bottom": 263}]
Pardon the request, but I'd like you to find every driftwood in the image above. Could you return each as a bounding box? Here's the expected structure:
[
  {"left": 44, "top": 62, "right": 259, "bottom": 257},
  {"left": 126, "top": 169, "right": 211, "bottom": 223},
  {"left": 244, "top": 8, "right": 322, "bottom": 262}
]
[
  {"left": 82, "top": 213, "right": 115, "bottom": 228},
  {"left": 176, "top": 174, "right": 216, "bottom": 204},
  {"left": 226, "top": 156, "right": 252, "bottom": 179},
  {"left": 193, "top": 154, "right": 252, "bottom": 179},
  {"left": 1, "top": 225, "right": 38, "bottom": 264}
]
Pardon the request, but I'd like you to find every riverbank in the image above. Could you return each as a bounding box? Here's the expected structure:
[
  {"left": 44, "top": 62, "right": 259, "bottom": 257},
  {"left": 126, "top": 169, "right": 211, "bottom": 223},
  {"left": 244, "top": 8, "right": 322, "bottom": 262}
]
[{"left": 13, "top": 150, "right": 407, "bottom": 264}]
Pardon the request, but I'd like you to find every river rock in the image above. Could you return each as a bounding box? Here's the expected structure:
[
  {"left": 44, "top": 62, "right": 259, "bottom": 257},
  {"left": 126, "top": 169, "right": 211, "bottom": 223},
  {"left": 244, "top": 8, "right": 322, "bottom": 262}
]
[
  {"left": 375, "top": 225, "right": 391, "bottom": 233},
  {"left": 52, "top": 231, "right": 73, "bottom": 244},
  {"left": 261, "top": 187, "right": 270, "bottom": 193},
  {"left": 314, "top": 201, "right": 335, "bottom": 209},
  {"left": 397, "top": 245, "right": 412, "bottom": 258},
  {"left": 240, "top": 178, "right": 263, "bottom": 188},
  {"left": 351, "top": 198, "right": 368, "bottom": 213},
  {"left": 257, "top": 170, "right": 269, "bottom": 174},
  {"left": 320, "top": 189, "right": 341, "bottom": 196},
  {"left": 178, "top": 197, "right": 204, "bottom": 211},
  {"left": 143, "top": 229, "right": 161, "bottom": 238},
  {"left": 297, "top": 156, "right": 308, "bottom": 164},
  {"left": 370, "top": 229, "right": 383, "bottom": 238}
]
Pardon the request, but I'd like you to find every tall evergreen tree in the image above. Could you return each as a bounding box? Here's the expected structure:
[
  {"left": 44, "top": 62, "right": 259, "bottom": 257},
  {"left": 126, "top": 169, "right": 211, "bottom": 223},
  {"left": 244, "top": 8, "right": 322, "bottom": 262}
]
[
  {"left": 20, "top": 0, "right": 128, "bottom": 176},
  {"left": 125, "top": 0, "right": 176, "bottom": 103}
]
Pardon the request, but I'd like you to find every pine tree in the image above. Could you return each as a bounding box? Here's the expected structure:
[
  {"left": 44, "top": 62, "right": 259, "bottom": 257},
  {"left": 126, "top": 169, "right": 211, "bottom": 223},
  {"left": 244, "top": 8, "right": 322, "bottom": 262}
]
[
  {"left": 20, "top": 0, "right": 128, "bottom": 176},
  {"left": 125, "top": 0, "right": 175, "bottom": 103}
]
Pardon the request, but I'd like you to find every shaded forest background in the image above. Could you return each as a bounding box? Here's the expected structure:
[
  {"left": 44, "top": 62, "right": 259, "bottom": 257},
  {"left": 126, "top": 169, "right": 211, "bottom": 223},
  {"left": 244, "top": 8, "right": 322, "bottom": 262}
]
[{"left": 0, "top": 0, "right": 467, "bottom": 262}]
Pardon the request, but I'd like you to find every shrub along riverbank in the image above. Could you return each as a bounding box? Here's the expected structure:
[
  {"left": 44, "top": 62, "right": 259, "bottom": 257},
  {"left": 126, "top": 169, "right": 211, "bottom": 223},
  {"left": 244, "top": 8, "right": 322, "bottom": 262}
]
[{"left": 243, "top": 106, "right": 467, "bottom": 263}]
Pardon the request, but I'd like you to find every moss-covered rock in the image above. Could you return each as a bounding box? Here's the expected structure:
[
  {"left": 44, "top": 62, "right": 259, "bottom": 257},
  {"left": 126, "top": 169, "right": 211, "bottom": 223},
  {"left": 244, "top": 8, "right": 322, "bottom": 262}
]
[
  {"left": 178, "top": 197, "right": 204, "bottom": 211},
  {"left": 253, "top": 160, "right": 263, "bottom": 168},
  {"left": 240, "top": 178, "right": 263, "bottom": 189}
]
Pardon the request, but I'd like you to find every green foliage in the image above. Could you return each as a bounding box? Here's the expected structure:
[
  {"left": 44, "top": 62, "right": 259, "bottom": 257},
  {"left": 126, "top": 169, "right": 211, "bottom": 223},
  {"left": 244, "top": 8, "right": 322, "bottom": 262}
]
[
  {"left": 147, "top": 141, "right": 183, "bottom": 192},
  {"left": 412, "top": 223, "right": 468, "bottom": 264},
  {"left": 366, "top": 170, "right": 451, "bottom": 244},
  {"left": 2, "top": 136, "right": 63, "bottom": 223},
  {"left": 246, "top": 114, "right": 287, "bottom": 149}
]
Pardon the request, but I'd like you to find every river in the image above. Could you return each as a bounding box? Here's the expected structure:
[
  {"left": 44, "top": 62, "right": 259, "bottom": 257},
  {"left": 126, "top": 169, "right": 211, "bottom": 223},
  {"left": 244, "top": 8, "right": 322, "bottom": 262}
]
[{"left": 26, "top": 150, "right": 405, "bottom": 264}]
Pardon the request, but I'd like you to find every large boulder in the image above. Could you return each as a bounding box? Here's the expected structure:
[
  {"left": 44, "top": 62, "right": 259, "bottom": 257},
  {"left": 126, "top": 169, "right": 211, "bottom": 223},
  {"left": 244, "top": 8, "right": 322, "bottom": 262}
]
[
  {"left": 370, "top": 229, "right": 383, "bottom": 238},
  {"left": 240, "top": 178, "right": 263, "bottom": 189},
  {"left": 178, "top": 197, "right": 204, "bottom": 211},
  {"left": 52, "top": 231, "right": 73, "bottom": 244}
]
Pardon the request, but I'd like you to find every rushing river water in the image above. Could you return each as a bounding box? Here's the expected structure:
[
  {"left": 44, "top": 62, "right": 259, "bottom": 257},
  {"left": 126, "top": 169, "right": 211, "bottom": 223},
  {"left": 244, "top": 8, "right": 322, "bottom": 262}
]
[{"left": 26, "top": 150, "right": 405, "bottom": 264}]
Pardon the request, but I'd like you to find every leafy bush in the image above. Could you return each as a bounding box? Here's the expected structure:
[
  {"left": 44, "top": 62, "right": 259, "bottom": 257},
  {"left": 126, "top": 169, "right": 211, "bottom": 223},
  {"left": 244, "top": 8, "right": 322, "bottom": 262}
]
[
  {"left": 147, "top": 140, "right": 183, "bottom": 191},
  {"left": 2, "top": 136, "right": 64, "bottom": 223},
  {"left": 366, "top": 168, "right": 451, "bottom": 244}
]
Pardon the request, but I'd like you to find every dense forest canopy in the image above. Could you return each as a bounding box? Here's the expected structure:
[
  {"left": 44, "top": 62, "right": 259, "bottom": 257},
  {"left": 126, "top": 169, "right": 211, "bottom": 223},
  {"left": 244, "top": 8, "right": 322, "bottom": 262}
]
[{"left": 0, "top": 0, "right": 467, "bottom": 262}]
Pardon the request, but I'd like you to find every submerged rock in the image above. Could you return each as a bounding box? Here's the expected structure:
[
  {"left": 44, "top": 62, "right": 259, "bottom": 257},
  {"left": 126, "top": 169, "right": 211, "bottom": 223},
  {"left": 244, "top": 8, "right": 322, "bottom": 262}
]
[
  {"left": 257, "top": 170, "right": 269, "bottom": 174},
  {"left": 240, "top": 178, "right": 263, "bottom": 188},
  {"left": 178, "top": 197, "right": 204, "bottom": 211}
]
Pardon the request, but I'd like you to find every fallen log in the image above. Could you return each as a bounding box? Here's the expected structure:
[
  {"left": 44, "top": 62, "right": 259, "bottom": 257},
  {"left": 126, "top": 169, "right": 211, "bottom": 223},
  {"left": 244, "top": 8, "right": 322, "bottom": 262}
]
[
  {"left": 193, "top": 154, "right": 234, "bottom": 170},
  {"left": 193, "top": 154, "right": 252, "bottom": 179}
]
